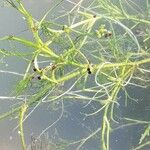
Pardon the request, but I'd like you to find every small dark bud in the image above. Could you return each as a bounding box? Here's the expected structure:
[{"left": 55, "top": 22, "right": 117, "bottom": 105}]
[
  {"left": 93, "top": 15, "right": 96, "bottom": 18},
  {"left": 87, "top": 68, "right": 92, "bottom": 74},
  {"left": 33, "top": 67, "right": 37, "bottom": 72},
  {"left": 104, "top": 32, "right": 112, "bottom": 38},
  {"left": 37, "top": 76, "right": 41, "bottom": 80}
]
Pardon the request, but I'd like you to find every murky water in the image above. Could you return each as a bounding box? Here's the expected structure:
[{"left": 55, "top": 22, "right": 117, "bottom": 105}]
[{"left": 0, "top": 1, "right": 149, "bottom": 150}]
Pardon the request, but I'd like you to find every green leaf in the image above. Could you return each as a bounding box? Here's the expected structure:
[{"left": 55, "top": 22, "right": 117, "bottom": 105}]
[{"left": 15, "top": 75, "right": 32, "bottom": 96}]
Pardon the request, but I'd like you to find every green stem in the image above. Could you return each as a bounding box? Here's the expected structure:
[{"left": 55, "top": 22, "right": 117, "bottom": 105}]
[{"left": 19, "top": 104, "right": 28, "bottom": 150}]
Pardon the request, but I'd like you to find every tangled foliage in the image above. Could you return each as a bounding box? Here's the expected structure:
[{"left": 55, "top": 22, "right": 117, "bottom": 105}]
[{"left": 0, "top": 0, "right": 150, "bottom": 150}]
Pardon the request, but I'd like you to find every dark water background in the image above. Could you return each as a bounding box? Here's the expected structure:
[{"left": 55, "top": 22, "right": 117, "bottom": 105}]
[{"left": 0, "top": 0, "right": 149, "bottom": 150}]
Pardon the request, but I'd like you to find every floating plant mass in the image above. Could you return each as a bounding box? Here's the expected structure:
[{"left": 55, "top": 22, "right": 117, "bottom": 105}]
[{"left": 0, "top": 0, "right": 150, "bottom": 150}]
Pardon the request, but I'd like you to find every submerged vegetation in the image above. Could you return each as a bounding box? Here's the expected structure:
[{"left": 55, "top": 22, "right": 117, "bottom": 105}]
[{"left": 0, "top": 0, "right": 150, "bottom": 149}]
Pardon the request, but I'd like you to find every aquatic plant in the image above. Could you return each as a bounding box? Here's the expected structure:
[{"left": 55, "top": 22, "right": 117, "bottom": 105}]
[{"left": 0, "top": 0, "right": 150, "bottom": 149}]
